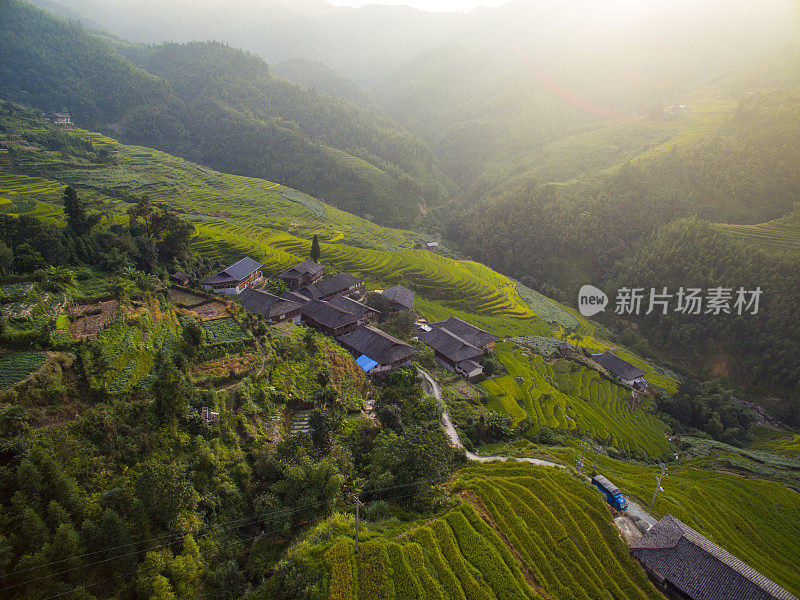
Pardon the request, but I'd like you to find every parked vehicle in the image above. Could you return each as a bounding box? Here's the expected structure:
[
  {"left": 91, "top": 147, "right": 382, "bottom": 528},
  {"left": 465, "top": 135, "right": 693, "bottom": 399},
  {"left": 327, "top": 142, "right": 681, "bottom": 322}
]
[{"left": 592, "top": 474, "right": 628, "bottom": 510}]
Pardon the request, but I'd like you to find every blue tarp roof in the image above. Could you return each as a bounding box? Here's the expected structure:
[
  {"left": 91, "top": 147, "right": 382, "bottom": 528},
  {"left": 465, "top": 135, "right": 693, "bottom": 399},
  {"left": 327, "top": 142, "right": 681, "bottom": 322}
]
[{"left": 356, "top": 355, "right": 379, "bottom": 372}]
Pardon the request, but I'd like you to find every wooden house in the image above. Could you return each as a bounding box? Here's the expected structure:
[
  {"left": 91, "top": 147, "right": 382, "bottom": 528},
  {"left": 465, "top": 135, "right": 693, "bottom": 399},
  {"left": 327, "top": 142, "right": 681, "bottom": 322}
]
[{"left": 201, "top": 257, "right": 263, "bottom": 295}]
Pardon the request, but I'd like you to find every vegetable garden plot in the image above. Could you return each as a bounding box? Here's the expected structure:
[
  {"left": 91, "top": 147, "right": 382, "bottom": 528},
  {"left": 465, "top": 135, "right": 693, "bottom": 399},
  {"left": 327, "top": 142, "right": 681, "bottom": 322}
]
[{"left": 0, "top": 351, "right": 47, "bottom": 389}]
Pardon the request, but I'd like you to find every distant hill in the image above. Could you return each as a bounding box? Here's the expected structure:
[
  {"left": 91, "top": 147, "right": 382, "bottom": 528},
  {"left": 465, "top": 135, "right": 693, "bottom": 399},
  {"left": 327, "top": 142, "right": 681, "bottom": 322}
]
[
  {"left": 1, "top": 0, "right": 454, "bottom": 226},
  {"left": 272, "top": 58, "right": 369, "bottom": 106}
]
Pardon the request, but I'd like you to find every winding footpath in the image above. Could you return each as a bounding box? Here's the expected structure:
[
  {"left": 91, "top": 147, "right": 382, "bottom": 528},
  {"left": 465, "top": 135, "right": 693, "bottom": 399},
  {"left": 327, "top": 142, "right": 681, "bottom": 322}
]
[
  {"left": 418, "top": 367, "right": 657, "bottom": 532},
  {"left": 418, "top": 368, "right": 561, "bottom": 467}
]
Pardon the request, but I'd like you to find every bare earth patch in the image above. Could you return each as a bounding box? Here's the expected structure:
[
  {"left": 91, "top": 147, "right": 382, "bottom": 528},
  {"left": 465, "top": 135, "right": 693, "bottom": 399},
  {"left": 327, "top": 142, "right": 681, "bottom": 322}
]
[{"left": 71, "top": 299, "right": 119, "bottom": 339}]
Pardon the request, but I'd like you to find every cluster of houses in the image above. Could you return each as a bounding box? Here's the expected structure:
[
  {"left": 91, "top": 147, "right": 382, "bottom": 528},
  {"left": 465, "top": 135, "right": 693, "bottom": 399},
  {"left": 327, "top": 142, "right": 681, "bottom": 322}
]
[{"left": 192, "top": 256, "right": 498, "bottom": 379}]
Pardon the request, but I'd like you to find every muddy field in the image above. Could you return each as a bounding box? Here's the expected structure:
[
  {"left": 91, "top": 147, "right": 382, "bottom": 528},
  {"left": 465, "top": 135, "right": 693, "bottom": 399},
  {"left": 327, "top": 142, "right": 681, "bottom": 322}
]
[{"left": 71, "top": 299, "right": 119, "bottom": 339}]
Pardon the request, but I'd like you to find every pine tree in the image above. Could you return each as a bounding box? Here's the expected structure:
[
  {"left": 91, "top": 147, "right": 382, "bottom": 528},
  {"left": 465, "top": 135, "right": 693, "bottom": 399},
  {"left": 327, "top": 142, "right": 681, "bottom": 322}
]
[
  {"left": 310, "top": 234, "right": 321, "bottom": 263},
  {"left": 62, "top": 186, "right": 86, "bottom": 234}
]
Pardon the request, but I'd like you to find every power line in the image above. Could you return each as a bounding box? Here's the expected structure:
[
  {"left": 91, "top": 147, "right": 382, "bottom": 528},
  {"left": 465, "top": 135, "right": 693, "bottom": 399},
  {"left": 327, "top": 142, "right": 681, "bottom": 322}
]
[
  {"left": 2, "top": 479, "right": 428, "bottom": 592},
  {"left": 23, "top": 481, "right": 434, "bottom": 600}
]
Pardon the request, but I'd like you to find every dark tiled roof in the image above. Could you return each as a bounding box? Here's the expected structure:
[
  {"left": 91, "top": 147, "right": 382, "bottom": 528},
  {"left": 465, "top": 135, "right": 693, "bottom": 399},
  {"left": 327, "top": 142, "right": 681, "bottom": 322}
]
[
  {"left": 382, "top": 285, "right": 415, "bottom": 310},
  {"left": 171, "top": 271, "right": 189, "bottom": 281},
  {"left": 301, "top": 300, "right": 359, "bottom": 330},
  {"left": 328, "top": 295, "right": 379, "bottom": 319},
  {"left": 314, "top": 273, "right": 363, "bottom": 297},
  {"left": 239, "top": 288, "right": 302, "bottom": 319},
  {"left": 632, "top": 515, "right": 797, "bottom": 600},
  {"left": 428, "top": 317, "right": 498, "bottom": 349},
  {"left": 279, "top": 259, "right": 323, "bottom": 279},
  {"left": 591, "top": 351, "right": 646, "bottom": 381},
  {"left": 297, "top": 273, "right": 363, "bottom": 299},
  {"left": 418, "top": 326, "right": 483, "bottom": 363},
  {"left": 280, "top": 290, "right": 312, "bottom": 305},
  {"left": 337, "top": 325, "right": 417, "bottom": 366},
  {"left": 457, "top": 359, "right": 482, "bottom": 373},
  {"left": 203, "top": 257, "right": 262, "bottom": 285}
]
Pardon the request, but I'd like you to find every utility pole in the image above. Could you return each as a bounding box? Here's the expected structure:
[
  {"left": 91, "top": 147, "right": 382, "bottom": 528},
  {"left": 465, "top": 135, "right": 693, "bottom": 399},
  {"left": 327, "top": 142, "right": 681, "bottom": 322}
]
[
  {"left": 650, "top": 464, "right": 668, "bottom": 508},
  {"left": 591, "top": 444, "right": 601, "bottom": 476},
  {"left": 576, "top": 441, "right": 588, "bottom": 474},
  {"left": 353, "top": 492, "right": 363, "bottom": 554}
]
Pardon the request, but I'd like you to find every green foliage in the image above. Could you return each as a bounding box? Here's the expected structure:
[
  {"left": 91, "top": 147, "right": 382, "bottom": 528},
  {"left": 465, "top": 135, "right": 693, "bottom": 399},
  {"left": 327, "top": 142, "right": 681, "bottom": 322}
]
[
  {"left": 658, "top": 379, "right": 754, "bottom": 444},
  {"left": 0, "top": 351, "right": 46, "bottom": 388},
  {"left": 201, "top": 317, "right": 251, "bottom": 344}
]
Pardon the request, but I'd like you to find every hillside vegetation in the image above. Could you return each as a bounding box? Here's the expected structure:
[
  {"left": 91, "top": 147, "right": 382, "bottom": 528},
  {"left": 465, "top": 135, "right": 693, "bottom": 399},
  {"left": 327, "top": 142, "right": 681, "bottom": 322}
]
[
  {"left": 0, "top": 102, "right": 588, "bottom": 344},
  {"left": 1, "top": 0, "right": 452, "bottom": 226}
]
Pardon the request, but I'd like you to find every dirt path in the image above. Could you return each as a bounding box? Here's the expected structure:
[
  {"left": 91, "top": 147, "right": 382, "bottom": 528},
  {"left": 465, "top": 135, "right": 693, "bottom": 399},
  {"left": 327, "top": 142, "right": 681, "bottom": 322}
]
[
  {"left": 418, "top": 366, "right": 656, "bottom": 534},
  {"left": 417, "top": 368, "right": 562, "bottom": 468}
]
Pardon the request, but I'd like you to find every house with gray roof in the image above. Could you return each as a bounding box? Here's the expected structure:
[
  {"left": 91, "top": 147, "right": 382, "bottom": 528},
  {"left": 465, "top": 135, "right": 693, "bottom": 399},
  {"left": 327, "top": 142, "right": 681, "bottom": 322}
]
[
  {"left": 591, "top": 350, "right": 647, "bottom": 387},
  {"left": 382, "top": 285, "right": 415, "bottom": 312},
  {"left": 278, "top": 260, "right": 323, "bottom": 290},
  {"left": 427, "top": 317, "right": 499, "bottom": 350},
  {"left": 201, "top": 257, "right": 263, "bottom": 295},
  {"left": 631, "top": 515, "right": 797, "bottom": 600},
  {"left": 336, "top": 325, "right": 418, "bottom": 375},
  {"left": 296, "top": 273, "right": 364, "bottom": 301},
  {"left": 418, "top": 323, "right": 487, "bottom": 380},
  {"left": 239, "top": 288, "right": 302, "bottom": 324},
  {"left": 328, "top": 295, "right": 380, "bottom": 322},
  {"left": 300, "top": 300, "right": 359, "bottom": 336}
]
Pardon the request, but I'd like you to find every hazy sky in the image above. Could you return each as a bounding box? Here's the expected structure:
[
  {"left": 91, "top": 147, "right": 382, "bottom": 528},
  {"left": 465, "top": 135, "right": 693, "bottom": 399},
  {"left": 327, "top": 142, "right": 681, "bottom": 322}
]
[{"left": 327, "top": 0, "right": 516, "bottom": 12}]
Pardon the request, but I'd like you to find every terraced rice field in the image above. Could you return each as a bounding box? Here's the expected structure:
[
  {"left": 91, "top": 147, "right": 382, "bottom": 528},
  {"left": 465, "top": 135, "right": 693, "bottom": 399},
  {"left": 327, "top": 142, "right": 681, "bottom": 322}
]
[
  {"left": 324, "top": 463, "right": 662, "bottom": 600},
  {"left": 751, "top": 432, "right": 800, "bottom": 457},
  {"left": 715, "top": 218, "right": 800, "bottom": 255},
  {"left": 481, "top": 343, "right": 669, "bottom": 457},
  {"left": 0, "top": 351, "right": 47, "bottom": 389},
  {"left": 98, "top": 313, "right": 180, "bottom": 393},
  {"left": 590, "top": 455, "right": 800, "bottom": 596}
]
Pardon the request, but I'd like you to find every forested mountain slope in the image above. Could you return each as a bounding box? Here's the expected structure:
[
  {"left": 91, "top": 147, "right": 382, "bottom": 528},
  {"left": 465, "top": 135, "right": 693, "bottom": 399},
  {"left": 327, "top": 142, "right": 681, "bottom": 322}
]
[
  {"left": 452, "top": 61, "right": 800, "bottom": 400},
  {"left": 0, "top": 0, "right": 453, "bottom": 226},
  {"left": 373, "top": 0, "right": 800, "bottom": 197}
]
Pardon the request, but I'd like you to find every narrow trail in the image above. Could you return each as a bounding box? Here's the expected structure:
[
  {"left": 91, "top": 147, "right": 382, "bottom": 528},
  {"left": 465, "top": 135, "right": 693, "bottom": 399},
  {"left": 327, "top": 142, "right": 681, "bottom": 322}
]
[
  {"left": 417, "top": 368, "right": 562, "bottom": 468},
  {"left": 417, "top": 367, "right": 657, "bottom": 532}
]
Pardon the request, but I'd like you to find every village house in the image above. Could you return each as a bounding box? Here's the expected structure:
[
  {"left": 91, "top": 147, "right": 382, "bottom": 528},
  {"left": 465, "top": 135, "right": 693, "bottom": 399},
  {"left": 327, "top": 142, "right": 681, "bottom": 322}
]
[
  {"left": 417, "top": 317, "right": 497, "bottom": 380},
  {"left": 381, "top": 284, "right": 415, "bottom": 313},
  {"left": 337, "top": 325, "right": 418, "bottom": 375},
  {"left": 418, "top": 324, "right": 486, "bottom": 379},
  {"left": 328, "top": 295, "right": 380, "bottom": 322},
  {"left": 590, "top": 350, "right": 647, "bottom": 387},
  {"left": 300, "top": 300, "right": 359, "bottom": 336},
  {"left": 427, "top": 317, "right": 498, "bottom": 351},
  {"left": 44, "top": 112, "right": 72, "bottom": 125},
  {"left": 239, "top": 288, "right": 302, "bottom": 324},
  {"left": 631, "top": 515, "right": 797, "bottom": 600},
  {"left": 170, "top": 271, "right": 190, "bottom": 286},
  {"left": 201, "top": 257, "right": 263, "bottom": 295},
  {"left": 278, "top": 259, "right": 323, "bottom": 290},
  {"left": 295, "top": 273, "right": 364, "bottom": 301}
]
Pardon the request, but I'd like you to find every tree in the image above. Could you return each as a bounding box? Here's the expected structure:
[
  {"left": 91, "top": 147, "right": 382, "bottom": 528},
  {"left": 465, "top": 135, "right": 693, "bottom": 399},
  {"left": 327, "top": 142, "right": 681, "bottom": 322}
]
[
  {"left": 62, "top": 187, "right": 99, "bottom": 235},
  {"left": 267, "top": 278, "right": 287, "bottom": 295},
  {"left": 0, "top": 242, "right": 12, "bottom": 274},
  {"left": 310, "top": 235, "right": 321, "bottom": 262}
]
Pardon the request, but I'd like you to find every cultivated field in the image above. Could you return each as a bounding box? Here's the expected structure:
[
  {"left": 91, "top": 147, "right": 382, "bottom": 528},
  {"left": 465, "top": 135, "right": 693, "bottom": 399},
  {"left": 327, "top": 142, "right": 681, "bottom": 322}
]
[
  {"left": 324, "top": 463, "right": 662, "bottom": 600},
  {"left": 481, "top": 344, "right": 670, "bottom": 457},
  {"left": 0, "top": 351, "right": 47, "bottom": 389}
]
